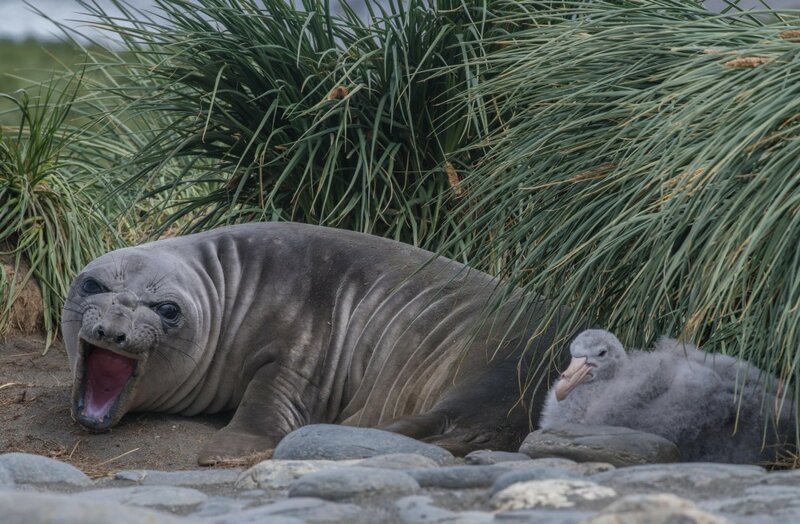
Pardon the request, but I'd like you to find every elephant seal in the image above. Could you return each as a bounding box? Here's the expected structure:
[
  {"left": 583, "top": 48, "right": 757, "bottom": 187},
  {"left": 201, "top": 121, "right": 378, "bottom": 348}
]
[{"left": 62, "top": 222, "right": 571, "bottom": 464}]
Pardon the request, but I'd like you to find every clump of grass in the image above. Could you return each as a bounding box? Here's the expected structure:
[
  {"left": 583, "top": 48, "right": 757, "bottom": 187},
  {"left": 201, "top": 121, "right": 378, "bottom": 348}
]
[
  {"left": 77, "top": 0, "right": 497, "bottom": 253},
  {"left": 449, "top": 1, "right": 800, "bottom": 393},
  {"left": 0, "top": 82, "right": 114, "bottom": 346}
]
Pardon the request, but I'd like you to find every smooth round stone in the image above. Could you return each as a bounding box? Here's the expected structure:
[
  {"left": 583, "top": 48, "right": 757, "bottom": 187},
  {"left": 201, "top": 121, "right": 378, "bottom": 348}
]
[
  {"left": 520, "top": 424, "right": 680, "bottom": 467},
  {"left": 115, "top": 469, "right": 241, "bottom": 486},
  {"left": 396, "top": 495, "right": 493, "bottom": 524},
  {"left": 190, "top": 496, "right": 249, "bottom": 518},
  {"left": 0, "top": 452, "right": 91, "bottom": 486},
  {"left": 465, "top": 450, "right": 532, "bottom": 465},
  {"left": 591, "top": 463, "right": 766, "bottom": 495},
  {"left": 491, "top": 479, "right": 617, "bottom": 511},
  {"left": 81, "top": 486, "right": 207, "bottom": 508},
  {"left": 356, "top": 453, "right": 439, "bottom": 470},
  {"left": 699, "top": 485, "right": 800, "bottom": 520},
  {"left": 495, "top": 509, "right": 596, "bottom": 523},
  {"left": 288, "top": 466, "right": 419, "bottom": 500},
  {"left": 0, "top": 490, "right": 186, "bottom": 524},
  {"left": 211, "top": 497, "right": 363, "bottom": 523},
  {"left": 0, "top": 465, "right": 13, "bottom": 488},
  {"left": 588, "top": 493, "right": 729, "bottom": 524},
  {"left": 409, "top": 465, "right": 510, "bottom": 489},
  {"left": 499, "top": 458, "right": 615, "bottom": 476},
  {"left": 273, "top": 424, "right": 453, "bottom": 464},
  {"left": 236, "top": 460, "right": 359, "bottom": 490},
  {"left": 759, "top": 470, "right": 800, "bottom": 486},
  {"left": 491, "top": 467, "right": 583, "bottom": 495}
]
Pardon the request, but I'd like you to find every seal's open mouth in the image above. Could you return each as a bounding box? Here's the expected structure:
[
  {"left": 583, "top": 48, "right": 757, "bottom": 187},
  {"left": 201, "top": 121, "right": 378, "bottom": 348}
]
[
  {"left": 73, "top": 339, "right": 139, "bottom": 430},
  {"left": 554, "top": 356, "right": 595, "bottom": 401}
]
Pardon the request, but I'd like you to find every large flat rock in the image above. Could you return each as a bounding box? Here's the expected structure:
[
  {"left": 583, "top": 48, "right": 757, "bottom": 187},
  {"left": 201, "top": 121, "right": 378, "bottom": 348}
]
[
  {"left": 520, "top": 424, "right": 680, "bottom": 467},
  {"left": 288, "top": 466, "right": 420, "bottom": 500},
  {"left": 273, "top": 424, "right": 453, "bottom": 464},
  {"left": 0, "top": 490, "right": 186, "bottom": 524},
  {"left": 0, "top": 452, "right": 91, "bottom": 486}
]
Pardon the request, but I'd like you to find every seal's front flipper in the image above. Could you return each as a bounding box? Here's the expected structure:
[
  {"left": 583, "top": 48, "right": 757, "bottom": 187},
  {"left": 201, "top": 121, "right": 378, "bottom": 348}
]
[
  {"left": 197, "top": 362, "right": 311, "bottom": 466},
  {"left": 378, "top": 410, "right": 521, "bottom": 456},
  {"left": 377, "top": 411, "right": 449, "bottom": 440}
]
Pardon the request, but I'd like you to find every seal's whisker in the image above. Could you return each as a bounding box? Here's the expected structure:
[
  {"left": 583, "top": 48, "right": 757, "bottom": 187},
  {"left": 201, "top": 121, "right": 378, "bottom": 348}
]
[
  {"left": 171, "top": 335, "right": 204, "bottom": 353},
  {"left": 150, "top": 350, "right": 178, "bottom": 380},
  {"left": 159, "top": 343, "right": 199, "bottom": 368}
]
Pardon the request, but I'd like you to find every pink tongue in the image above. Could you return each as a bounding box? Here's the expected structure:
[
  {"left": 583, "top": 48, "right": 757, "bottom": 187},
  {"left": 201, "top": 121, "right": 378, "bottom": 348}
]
[{"left": 84, "top": 347, "right": 135, "bottom": 420}]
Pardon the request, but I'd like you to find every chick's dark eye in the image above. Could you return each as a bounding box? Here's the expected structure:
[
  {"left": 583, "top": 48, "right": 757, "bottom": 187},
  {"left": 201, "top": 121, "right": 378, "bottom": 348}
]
[
  {"left": 81, "top": 278, "right": 105, "bottom": 295},
  {"left": 155, "top": 302, "right": 181, "bottom": 321},
  {"left": 598, "top": 350, "right": 608, "bottom": 357}
]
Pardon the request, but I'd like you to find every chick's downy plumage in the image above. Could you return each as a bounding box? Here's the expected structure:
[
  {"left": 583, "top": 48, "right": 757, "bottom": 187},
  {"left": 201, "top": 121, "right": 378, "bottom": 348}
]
[{"left": 540, "top": 329, "right": 795, "bottom": 463}]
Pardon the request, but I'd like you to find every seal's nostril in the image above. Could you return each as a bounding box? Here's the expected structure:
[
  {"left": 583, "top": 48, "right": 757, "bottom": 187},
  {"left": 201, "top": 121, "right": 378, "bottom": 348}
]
[
  {"left": 96, "top": 327, "right": 106, "bottom": 338},
  {"left": 115, "top": 334, "right": 127, "bottom": 345}
]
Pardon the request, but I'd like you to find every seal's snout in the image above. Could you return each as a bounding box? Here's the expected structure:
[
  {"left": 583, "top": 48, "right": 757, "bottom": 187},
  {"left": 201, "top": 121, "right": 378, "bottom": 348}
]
[{"left": 92, "top": 322, "right": 130, "bottom": 348}]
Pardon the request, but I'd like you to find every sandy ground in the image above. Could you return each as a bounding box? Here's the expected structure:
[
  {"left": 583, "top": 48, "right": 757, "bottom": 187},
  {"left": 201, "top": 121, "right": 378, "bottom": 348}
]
[{"left": 0, "top": 335, "right": 230, "bottom": 476}]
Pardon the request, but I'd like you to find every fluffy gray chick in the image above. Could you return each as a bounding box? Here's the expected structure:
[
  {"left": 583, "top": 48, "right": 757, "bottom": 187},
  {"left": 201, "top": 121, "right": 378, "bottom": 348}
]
[{"left": 540, "top": 329, "right": 795, "bottom": 463}]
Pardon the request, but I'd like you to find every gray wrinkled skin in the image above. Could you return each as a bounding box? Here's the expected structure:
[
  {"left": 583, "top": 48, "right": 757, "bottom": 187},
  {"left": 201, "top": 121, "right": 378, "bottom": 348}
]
[{"left": 63, "top": 223, "right": 570, "bottom": 465}]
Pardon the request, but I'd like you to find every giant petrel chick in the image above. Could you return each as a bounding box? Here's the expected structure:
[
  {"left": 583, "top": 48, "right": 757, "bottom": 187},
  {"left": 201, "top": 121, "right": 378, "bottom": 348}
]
[{"left": 540, "top": 329, "right": 795, "bottom": 463}]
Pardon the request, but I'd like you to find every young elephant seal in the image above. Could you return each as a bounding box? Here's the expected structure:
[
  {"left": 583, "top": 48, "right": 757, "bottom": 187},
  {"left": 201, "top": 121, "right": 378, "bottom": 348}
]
[{"left": 63, "top": 222, "right": 570, "bottom": 464}]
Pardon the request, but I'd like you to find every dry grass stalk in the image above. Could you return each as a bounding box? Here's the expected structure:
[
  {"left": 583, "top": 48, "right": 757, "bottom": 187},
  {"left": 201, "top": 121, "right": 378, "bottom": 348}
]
[
  {"left": 779, "top": 29, "right": 800, "bottom": 41},
  {"left": 724, "top": 56, "right": 771, "bottom": 69},
  {"left": 326, "top": 85, "right": 350, "bottom": 101},
  {"left": 766, "top": 449, "right": 800, "bottom": 470},
  {"left": 569, "top": 163, "right": 616, "bottom": 183},
  {"left": 445, "top": 161, "right": 463, "bottom": 197},
  {"left": 206, "top": 449, "right": 274, "bottom": 468},
  {"left": 0, "top": 259, "right": 44, "bottom": 338}
]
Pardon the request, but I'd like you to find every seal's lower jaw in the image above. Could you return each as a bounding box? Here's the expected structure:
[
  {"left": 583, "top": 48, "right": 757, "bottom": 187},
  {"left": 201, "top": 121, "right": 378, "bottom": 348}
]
[{"left": 72, "top": 339, "right": 142, "bottom": 431}]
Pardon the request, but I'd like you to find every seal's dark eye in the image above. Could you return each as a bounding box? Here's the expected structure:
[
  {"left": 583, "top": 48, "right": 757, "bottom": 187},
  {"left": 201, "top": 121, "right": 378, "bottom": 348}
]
[
  {"left": 81, "top": 278, "right": 106, "bottom": 295},
  {"left": 155, "top": 302, "right": 181, "bottom": 322},
  {"left": 598, "top": 350, "right": 608, "bottom": 357}
]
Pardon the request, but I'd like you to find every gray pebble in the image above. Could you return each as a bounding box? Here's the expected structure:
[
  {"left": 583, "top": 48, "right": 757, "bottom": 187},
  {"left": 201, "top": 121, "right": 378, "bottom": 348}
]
[
  {"left": 494, "top": 509, "right": 596, "bottom": 523},
  {"left": 357, "top": 453, "right": 440, "bottom": 470},
  {"left": 81, "top": 485, "right": 208, "bottom": 508},
  {"left": 0, "top": 465, "right": 13, "bottom": 488},
  {"left": 236, "top": 459, "right": 357, "bottom": 490},
  {"left": 520, "top": 424, "right": 680, "bottom": 467},
  {"left": 492, "top": 479, "right": 617, "bottom": 511},
  {"left": 395, "top": 495, "right": 493, "bottom": 523},
  {"left": 273, "top": 424, "right": 453, "bottom": 464},
  {"left": 288, "top": 466, "right": 419, "bottom": 500},
  {"left": 699, "top": 485, "right": 800, "bottom": 519},
  {"left": 0, "top": 452, "right": 91, "bottom": 486},
  {"left": 591, "top": 463, "right": 766, "bottom": 497},
  {"left": 0, "top": 490, "right": 186, "bottom": 523},
  {"left": 758, "top": 469, "right": 800, "bottom": 486},
  {"left": 409, "top": 465, "right": 510, "bottom": 489},
  {"left": 464, "top": 450, "right": 531, "bottom": 465},
  {"left": 497, "top": 458, "right": 615, "bottom": 476},
  {"left": 207, "top": 497, "right": 362, "bottom": 523},
  {"left": 588, "top": 493, "right": 729, "bottom": 523},
  {"left": 114, "top": 468, "right": 241, "bottom": 486},
  {"left": 491, "top": 468, "right": 583, "bottom": 495},
  {"left": 190, "top": 496, "right": 250, "bottom": 518}
]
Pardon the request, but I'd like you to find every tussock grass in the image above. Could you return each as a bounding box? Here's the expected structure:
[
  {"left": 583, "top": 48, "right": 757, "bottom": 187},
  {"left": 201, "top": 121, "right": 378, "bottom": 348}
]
[
  {"left": 77, "top": 0, "right": 497, "bottom": 252},
  {"left": 450, "top": 1, "right": 800, "bottom": 400},
  {"left": 0, "top": 83, "right": 115, "bottom": 346}
]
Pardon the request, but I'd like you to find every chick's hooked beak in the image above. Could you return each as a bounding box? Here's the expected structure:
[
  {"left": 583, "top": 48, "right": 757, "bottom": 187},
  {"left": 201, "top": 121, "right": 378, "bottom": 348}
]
[{"left": 554, "top": 356, "right": 593, "bottom": 401}]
